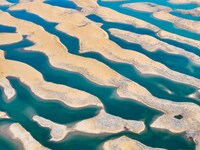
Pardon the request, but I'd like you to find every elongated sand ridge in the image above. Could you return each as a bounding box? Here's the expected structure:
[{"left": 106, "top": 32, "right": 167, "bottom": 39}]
[
  {"left": 0, "top": 0, "right": 200, "bottom": 149},
  {"left": 0, "top": 0, "right": 13, "bottom": 6},
  {"left": 72, "top": 0, "right": 200, "bottom": 49},
  {"left": 8, "top": 1, "right": 200, "bottom": 90},
  {"left": 153, "top": 11, "right": 200, "bottom": 34},
  {"left": 103, "top": 136, "right": 165, "bottom": 150},
  {"left": 176, "top": 8, "right": 200, "bottom": 17},
  {"left": 0, "top": 78, "right": 15, "bottom": 101},
  {"left": 109, "top": 28, "right": 200, "bottom": 65},
  {"left": 168, "top": 0, "right": 200, "bottom": 5},
  {"left": 5, "top": 1, "right": 200, "bottom": 142},
  {"left": 0, "top": 51, "right": 102, "bottom": 108},
  {"left": 9, "top": 123, "right": 49, "bottom": 150},
  {"left": 122, "top": 2, "right": 172, "bottom": 13}
]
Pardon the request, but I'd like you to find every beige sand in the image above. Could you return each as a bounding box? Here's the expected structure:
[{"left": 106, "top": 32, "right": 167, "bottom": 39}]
[
  {"left": 109, "top": 28, "right": 200, "bottom": 65},
  {"left": 0, "top": 51, "right": 102, "bottom": 108},
  {"left": 6, "top": 1, "right": 200, "bottom": 147},
  {"left": 103, "top": 136, "right": 165, "bottom": 150},
  {"left": 168, "top": 0, "right": 200, "bottom": 6},
  {"left": 153, "top": 11, "right": 200, "bottom": 34},
  {"left": 73, "top": 0, "right": 200, "bottom": 49},
  {"left": 32, "top": 110, "right": 145, "bottom": 140},
  {"left": 0, "top": 33, "right": 23, "bottom": 45},
  {"left": 0, "top": 0, "right": 13, "bottom": 6},
  {"left": 176, "top": 7, "right": 200, "bottom": 17},
  {"left": 9, "top": 123, "right": 49, "bottom": 150},
  {"left": 157, "top": 30, "right": 200, "bottom": 49},
  {"left": 33, "top": 116, "right": 68, "bottom": 142},
  {"left": 122, "top": 2, "right": 172, "bottom": 13},
  {"left": 74, "top": 110, "right": 145, "bottom": 134},
  {"left": 9, "top": 2, "right": 200, "bottom": 90},
  {"left": 0, "top": 111, "right": 9, "bottom": 119},
  {"left": 72, "top": 0, "right": 159, "bottom": 32},
  {"left": 0, "top": 78, "right": 15, "bottom": 101}
]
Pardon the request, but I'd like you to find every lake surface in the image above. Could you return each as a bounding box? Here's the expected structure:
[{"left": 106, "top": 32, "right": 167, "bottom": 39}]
[{"left": 0, "top": 0, "right": 199, "bottom": 149}]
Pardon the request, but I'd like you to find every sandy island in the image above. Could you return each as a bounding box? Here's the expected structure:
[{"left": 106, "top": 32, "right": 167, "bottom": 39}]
[
  {"left": 103, "top": 136, "right": 165, "bottom": 150},
  {"left": 0, "top": 78, "right": 15, "bottom": 101},
  {"left": 122, "top": 2, "right": 172, "bottom": 13}
]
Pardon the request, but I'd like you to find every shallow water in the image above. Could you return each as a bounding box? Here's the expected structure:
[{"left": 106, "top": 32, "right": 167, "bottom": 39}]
[{"left": 0, "top": 0, "right": 199, "bottom": 149}]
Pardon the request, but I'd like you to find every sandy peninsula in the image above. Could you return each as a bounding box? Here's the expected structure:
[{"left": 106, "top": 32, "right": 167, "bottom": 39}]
[
  {"left": 153, "top": 11, "right": 200, "bottom": 34},
  {"left": 0, "top": 50, "right": 102, "bottom": 108},
  {"left": 103, "top": 136, "right": 165, "bottom": 150},
  {"left": 122, "top": 2, "right": 172, "bottom": 13},
  {"left": 9, "top": 123, "right": 49, "bottom": 150},
  {"left": 176, "top": 7, "right": 200, "bottom": 17},
  {"left": 33, "top": 116, "right": 68, "bottom": 142},
  {"left": 9, "top": 1, "right": 200, "bottom": 91},
  {"left": 109, "top": 28, "right": 200, "bottom": 65}
]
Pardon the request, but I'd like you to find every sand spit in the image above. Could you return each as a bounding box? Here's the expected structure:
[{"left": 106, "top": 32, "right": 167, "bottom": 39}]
[
  {"left": 153, "top": 11, "right": 200, "bottom": 34},
  {"left": 72, "top": 0, "right": 200, "bottom": 49},
  {"left": 0, "top": 111, "right": 9, "bottom": 119},
  {"left": 103, "top": 136, "right": 165, "bottom": 150},
  {"left": 109, "top": 28, "right": 200, "bottom": 65},
  {"left": 74, "top": 110, "right": 145, "bottom": 134},
  {"left": 0, "top": 33, "right": 23, "bottom": 45},
  {"left": 33, "top": 116, "right": 68, "bottom": 142},
  {"left": 122, "top": 2, "right": 172, "bottom": 13},
  {"left": 9, "top": 1, "right": 200, "bottom": 90},
  {"left": 168, "top": 0, "right": 200, "bottom": 6},
  {"left": 176, "top": 8, "right": 200, "bottom": 17},
  {"left": 9, "top": 123, "right": 49, "bottom": 150},
  {"left": 0, "top": 51, "right": 102, "bottom": 108},
  {"left": 0, "top": 78, "right": 15, "bottom": 101},
  {"left": 0, "top": 0, "right": 13, "bottom": 6}
]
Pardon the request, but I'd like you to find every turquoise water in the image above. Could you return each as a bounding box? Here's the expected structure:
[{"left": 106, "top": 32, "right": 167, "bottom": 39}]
[
  {"left": 0, "top": 0, "right": 199, "bottom": 149},
  {"left": 98, "top": 0, "right": 200, "bottom": 40}
]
